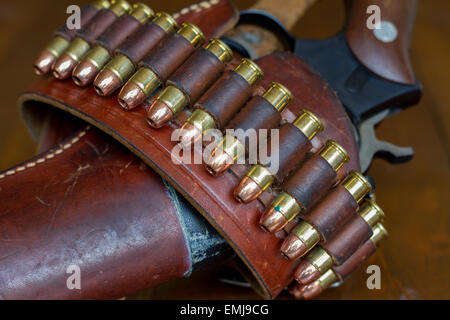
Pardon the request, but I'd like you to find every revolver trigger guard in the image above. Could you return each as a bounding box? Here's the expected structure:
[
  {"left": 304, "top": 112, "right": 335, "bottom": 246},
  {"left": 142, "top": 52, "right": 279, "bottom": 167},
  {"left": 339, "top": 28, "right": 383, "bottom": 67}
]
[{"left": 358, "top": 109, "right": 414, "bottom": 172}]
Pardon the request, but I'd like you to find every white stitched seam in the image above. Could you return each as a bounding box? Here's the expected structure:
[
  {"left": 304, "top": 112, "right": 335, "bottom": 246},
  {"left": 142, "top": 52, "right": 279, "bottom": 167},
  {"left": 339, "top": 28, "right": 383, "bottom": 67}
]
[
  {"left": 0, "top": 126, "right": 91, "bottom": 180},
  {"left": 172, "top": 0, "right": 219, "bottom": 19}
]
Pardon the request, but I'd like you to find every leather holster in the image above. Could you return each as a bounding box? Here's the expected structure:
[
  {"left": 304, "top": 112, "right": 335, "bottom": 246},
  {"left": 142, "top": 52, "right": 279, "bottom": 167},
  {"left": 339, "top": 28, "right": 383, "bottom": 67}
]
[{"left": 0, "top": 0, "right": 360, "bottom": 299}]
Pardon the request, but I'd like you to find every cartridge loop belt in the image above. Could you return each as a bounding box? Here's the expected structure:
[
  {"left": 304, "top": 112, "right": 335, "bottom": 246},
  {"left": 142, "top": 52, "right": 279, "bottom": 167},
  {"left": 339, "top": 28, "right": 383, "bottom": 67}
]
[{"left": 25, "top": 0, "right": 388, "bottom": 299}]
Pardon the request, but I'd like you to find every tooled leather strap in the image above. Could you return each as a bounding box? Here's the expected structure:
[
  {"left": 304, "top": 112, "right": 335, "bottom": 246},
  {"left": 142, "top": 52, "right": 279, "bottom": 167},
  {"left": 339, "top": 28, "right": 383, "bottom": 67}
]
[{"left": 19, "top": 50, "right": 359, "bottom": 298}]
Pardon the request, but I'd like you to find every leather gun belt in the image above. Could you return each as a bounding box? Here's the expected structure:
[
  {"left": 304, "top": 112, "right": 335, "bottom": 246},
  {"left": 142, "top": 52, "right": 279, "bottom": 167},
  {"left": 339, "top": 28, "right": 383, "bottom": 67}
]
[{"left": 2, "top": 0, "right": 389, "bottom": 299}]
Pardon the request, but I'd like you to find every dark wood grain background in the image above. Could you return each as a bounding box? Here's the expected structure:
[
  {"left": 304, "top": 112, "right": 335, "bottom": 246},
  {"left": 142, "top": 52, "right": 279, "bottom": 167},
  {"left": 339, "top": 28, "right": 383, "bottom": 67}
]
[{"left": 0, "top": 0, "right": 448, "bottom": 299}]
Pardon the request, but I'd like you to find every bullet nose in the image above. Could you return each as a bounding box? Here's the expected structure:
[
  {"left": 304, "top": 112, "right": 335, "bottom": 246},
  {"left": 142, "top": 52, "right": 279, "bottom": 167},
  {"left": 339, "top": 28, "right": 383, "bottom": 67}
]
[
  {"left": 53, "top": 54, "right": 78, "bottom": 79},
  {"left": 280, "top": 233, "right": 309, "bottom": 260},
  {"left": 146, "top": 100, "right": 174, "bottom": 127},
  {"left": 234, "top": 176, "right": 263, "bottom": 203},
  {"left": 204, "top": 150, "right": 234, "bottom": 176},
  {"left": 259, "top": 207, "right": 288, "bottom": 233},
  {"left": 119, "top": 82, "right": 146, "bottom": 110},
  {"left": 93, "top": 68, "right": 121, "bottom": 96},
  {"left": 299, "top": 281, "right": 323, "bottom": 300},
  {"left": 178, "top": 122, "right": 202, "bottom": 149},
  {"left": 72, "top": 60, "right": 99, "bottom": 86},
  {"left": 295, "top": 261, "right": 321, "bottom": 285},
  {"left": 289, "top": 283, "right": 305, "bottom": 300},
  {"left": 34, "top": 50, "right": 57, "bottom": 75}
]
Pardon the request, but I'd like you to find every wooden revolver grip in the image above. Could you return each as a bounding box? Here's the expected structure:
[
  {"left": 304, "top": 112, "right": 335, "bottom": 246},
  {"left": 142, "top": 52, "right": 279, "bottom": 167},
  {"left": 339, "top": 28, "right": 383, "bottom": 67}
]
[{"left": 346, "top": 0, "right": 418, "bottom": 85}]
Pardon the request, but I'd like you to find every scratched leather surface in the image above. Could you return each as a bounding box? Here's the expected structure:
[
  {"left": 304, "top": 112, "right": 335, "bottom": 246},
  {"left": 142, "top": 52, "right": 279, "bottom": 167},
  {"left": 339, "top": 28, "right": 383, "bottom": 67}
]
[{"left": 0, "top": 125, "right": 191, "bottom": 299}]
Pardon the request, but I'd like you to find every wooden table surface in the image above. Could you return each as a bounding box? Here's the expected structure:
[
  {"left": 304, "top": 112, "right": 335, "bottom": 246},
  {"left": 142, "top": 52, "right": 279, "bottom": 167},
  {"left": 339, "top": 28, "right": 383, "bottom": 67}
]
[{"left": 0, "top": 0, "right": 448, "bottom": 299}]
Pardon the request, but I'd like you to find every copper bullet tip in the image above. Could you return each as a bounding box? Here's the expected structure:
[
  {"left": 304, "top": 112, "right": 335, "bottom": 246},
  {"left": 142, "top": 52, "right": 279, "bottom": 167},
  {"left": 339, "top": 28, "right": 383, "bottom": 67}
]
[
  {"left": 146, "top": 100, "right": 174, "bottom": 127},
  {"left": 34, "top": 50, "right": 57, "bottom": 75},
  {"left": 204, "top": 149, "right": 233, "bottom": 176},
  {"left": 280, "top": 233, "right": 308, "bottom": 260},
  {"left": 93, "top": 68, "right": 121, "bottom": 96},
  {"left": 53, "top": 54, "right": 78, "bottom": 79},
  {"left": 288, "top": 283, "right": 305, "bottom": 300},
  {"left": 234, "top": 176, "right": 263, "bottom": 203},
  {"left": 259, "top": 207, "right": 288, "bottom": 233},
  {"left": 295, "top": 260, "right": 321, "bottom": 285},
  {"left": 72, "top": 59, "right": 99, "bottom": 86},
  {"left": 119, "top": 82, "right": 146, "bottom": 110},
  {"left": 178, "top": 122, "right": 202, "bottom": 148},
  {"left": 300, "top": 281, "right": 323, "bottom": 300}
]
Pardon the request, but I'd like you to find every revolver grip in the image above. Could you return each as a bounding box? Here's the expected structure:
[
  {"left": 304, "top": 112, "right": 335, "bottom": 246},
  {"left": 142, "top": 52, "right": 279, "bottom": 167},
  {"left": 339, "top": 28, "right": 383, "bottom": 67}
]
[{"left": 346, "top": 0, "right": 418, "bottom": 85}]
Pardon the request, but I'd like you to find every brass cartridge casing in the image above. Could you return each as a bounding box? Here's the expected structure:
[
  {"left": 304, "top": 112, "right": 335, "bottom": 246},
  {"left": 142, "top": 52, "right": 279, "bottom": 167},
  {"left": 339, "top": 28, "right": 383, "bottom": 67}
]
[
  {"left": 234, "top": 58, "right": 264, "bottom": 86},
  {"left": 294, "top": 246, "right": 334, "bottom": 285},
  {"left": 53, "top": 0, "right": 131, "bottom": 79},
  {"left": 359, "top": 199, "right": 385, "bottom": 227},
  {"left": 319, "top": 140, "right": 349, "bottom": 172},
  {"left": 94, "top": 12, "right": 177, "bottom": 95},
  {"left": 306, "top": 247, "right": 334, "bottom": 274},
  {"left": 262, "top": 82, "right": 293, "bottom": 112},
  {"left": 291, "top": 221, "right": 321, "bottom": 251},
  {"left": 103, "top": 12, "right": 177, "bottom": 83},
  {"left": 293, "top": 109, "right": 324, "bottom": 140},
  {"left": 205, "top": 38, "right": 234, "bottom": 64},
  {"left": 260, "top": 192, "right": 303, "bottom": 233},
  {"left": 236, "top": 109, "right": 323, "bottom": 202},
  {"left": 145, "top": 39, "right": 232, "bottom": 124},
  {"left": 128, "top": 23, "right": 204, "bottom": 98},
  {"left": 65, "top": 0, "right": 132, "bottom": 63},
  {"left": 92, "top": 0, "right": 112, "bottom": 10},
  {"left": 178, "top": 22, "right": 205, "bottom": 48},
  {"left": 130, "top": 2, "right": 154, "bottom": 23},
  {"left": 96, "top": 53, "right": 135, "bottom": 95},
  {"left": 295, "top": 201, "right": 384, "bottom": 284},
  {"left": 236, "top": 165, "right": 275, "bottom": 201},
  {"left": 184, "top": 109, "right": 216, "bottom": 135},
  {"left": 73, "top": 3, "right": 154, "bottom": 86},
  {"left": 298, "top": 223, "right": 388, "bottom": 299},
  {"left": 206, "top": 82, "right": 293, "bottom": 175},
  {"left": 34, "top": 0, "right": 111, "bottom": 75},
  {"left": 152, "top": 11, "right": 179, "bottom": 34},
  {"left": 318, "top": 268, "right": 339, "bottom": 289},
  {"left": 154, "top": 85, "right": 189, "bottom": 118},
  {"left": 261, "top": 140, "right": 349, "bottom": 235},
  {"left": 281, "top": 170, "right": 371, "bottom": 259},
  {"left": 341, "top": 171, "right": 373, "bottom": 204},
  {"left": 271, "top": 192, "right": 302, "bottom": 222},
  {"left": 370, "top": 223, "right": 388, "bottom": 246},
  {"left": 300, "top": 269, "right": 339, "bottom": 300},
  {"left": 184, "top": 59, "right": 263, "bottom": 133},
  {"left": 44, "top": 36, "right": 71, "bottom": 62}
]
